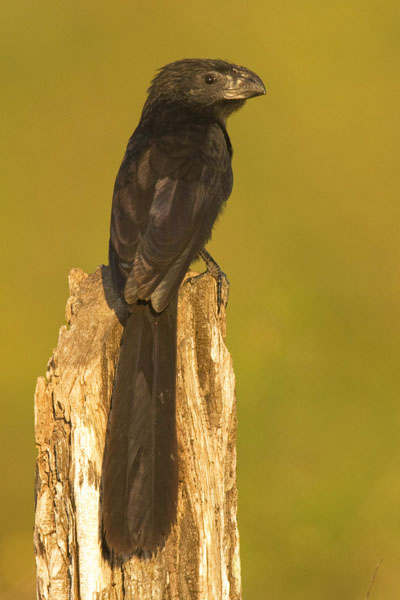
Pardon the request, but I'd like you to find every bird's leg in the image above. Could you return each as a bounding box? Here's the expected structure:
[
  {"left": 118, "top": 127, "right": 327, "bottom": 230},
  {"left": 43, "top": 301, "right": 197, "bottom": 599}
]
[
  {"left": 186, "top": 248, "right": 229, "bottom": 312},
  {"left": 198, "top": 249, "right": 228, "bottom": 311}
]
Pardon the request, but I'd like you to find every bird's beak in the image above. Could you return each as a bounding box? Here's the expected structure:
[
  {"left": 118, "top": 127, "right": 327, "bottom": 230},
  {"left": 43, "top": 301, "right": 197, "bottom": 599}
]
[{"left": 222, "top": 68, "right": 266, "bottom": 100}]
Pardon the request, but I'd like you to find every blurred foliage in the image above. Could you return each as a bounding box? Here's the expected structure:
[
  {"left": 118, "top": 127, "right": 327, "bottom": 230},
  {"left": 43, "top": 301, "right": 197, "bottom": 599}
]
[{"left": 1, "top": 0, "right": 400, "bottom": 598}]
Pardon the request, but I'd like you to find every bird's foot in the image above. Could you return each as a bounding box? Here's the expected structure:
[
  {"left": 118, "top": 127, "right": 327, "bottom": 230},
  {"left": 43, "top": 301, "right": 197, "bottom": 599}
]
[{"left": 186, "top": 249, "right": 229, "bottom": 312}]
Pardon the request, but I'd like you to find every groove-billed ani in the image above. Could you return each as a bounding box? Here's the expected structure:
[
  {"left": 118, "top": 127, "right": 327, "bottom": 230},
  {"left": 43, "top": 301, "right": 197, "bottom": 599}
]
[{"left": 103, "top": 58, "right": 265, "bottom": 555}]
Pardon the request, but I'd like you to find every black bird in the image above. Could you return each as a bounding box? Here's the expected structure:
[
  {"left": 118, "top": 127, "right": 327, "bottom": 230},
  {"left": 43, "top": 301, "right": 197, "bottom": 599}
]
[{"left": 103, "top": 58, "right": 265, "bottom": 555}]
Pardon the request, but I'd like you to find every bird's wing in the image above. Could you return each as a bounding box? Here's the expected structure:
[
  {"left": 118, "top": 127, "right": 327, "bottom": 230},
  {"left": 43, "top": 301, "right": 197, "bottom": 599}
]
[{"left": 110, "top": 122, "right": 232, "bottom": 311}]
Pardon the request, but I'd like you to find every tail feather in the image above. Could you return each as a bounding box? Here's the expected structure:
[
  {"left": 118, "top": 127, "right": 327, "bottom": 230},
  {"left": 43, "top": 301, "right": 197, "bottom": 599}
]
[{"left": 102, "top": 297, "right": 178, "bottom": 554}]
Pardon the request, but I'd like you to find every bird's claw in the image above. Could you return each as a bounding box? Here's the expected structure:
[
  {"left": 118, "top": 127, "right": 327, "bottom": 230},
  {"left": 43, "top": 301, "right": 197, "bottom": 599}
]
[{"left": 198, "top": 248, "right": 229, "bottom": 312}]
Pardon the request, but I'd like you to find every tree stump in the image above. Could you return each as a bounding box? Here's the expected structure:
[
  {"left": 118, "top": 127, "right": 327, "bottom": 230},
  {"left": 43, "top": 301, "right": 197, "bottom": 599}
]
[{"left": 34, "top": 265, "right": 241, "bottom": 600}]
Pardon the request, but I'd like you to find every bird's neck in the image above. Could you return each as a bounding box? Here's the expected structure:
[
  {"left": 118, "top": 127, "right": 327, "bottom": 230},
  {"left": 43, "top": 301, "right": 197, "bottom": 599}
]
[
  {"left": 138, "top": 99, "right": 234, "bottom": 157},
  {"left": 141, "top": 98, "right": 243, "bottom": 133}
]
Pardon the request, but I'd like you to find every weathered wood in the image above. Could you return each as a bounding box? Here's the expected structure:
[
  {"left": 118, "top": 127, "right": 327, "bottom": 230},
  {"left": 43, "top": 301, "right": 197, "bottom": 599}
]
[{"left": 34, "top": 265, "right": 241, "bottom": 600}]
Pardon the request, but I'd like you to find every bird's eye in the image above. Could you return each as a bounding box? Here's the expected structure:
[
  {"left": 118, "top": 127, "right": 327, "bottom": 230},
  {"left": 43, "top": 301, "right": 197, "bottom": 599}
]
[{"left": 205, "top": 74, "right": 217, "bottom": 84}]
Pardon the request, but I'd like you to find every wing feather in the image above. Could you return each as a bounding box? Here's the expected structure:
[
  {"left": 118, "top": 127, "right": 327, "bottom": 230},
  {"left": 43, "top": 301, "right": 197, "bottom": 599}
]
[{"left": 110, "top": 122, "right": 232, "bottom": 308}]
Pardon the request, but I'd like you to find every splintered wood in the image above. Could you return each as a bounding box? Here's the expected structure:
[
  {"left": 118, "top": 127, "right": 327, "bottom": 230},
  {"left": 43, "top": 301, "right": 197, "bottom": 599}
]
[{"left": 34, "top": 266, "right": 241, "bottom": 600}]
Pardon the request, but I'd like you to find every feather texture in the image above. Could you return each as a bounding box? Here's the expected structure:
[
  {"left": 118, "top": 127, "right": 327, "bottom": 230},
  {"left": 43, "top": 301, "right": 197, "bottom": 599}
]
[{"left": 102, "top": 298, "right": 178, "bottom": 553}]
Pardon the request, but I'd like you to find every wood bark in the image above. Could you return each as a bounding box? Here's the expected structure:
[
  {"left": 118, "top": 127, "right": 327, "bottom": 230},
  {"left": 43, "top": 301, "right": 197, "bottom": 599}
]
[{"left": 34, "top": 265, "right": 241, "bottom": 600}]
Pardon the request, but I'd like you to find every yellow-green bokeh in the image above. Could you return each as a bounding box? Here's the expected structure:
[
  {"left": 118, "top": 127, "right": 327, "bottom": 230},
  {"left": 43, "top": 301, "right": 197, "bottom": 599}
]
[{"left": 1, "top": 1, "right": 400, "bottom": 598}]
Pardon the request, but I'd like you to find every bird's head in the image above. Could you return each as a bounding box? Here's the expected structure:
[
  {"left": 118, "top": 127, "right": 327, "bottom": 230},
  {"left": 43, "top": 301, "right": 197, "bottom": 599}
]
[{"left": 143, "top": 58, "right": 266, "bottom": 123}]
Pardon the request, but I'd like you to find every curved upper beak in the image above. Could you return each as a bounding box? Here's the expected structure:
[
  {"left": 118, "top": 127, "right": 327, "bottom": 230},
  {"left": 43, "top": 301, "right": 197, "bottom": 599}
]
[{"left": 222, "top": 67, "right": 266, "bottom": 100}]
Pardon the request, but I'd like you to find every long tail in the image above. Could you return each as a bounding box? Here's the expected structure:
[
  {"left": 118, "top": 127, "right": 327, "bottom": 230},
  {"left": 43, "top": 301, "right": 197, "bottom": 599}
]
[{"left": 102, "top": 297, "right": 178, "bottom": 554}]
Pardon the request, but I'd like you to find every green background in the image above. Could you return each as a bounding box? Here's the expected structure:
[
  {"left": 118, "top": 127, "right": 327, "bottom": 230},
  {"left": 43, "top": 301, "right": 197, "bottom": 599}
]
[{"left": 1, "top": 1, "right": 400, "bottom": 598}]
